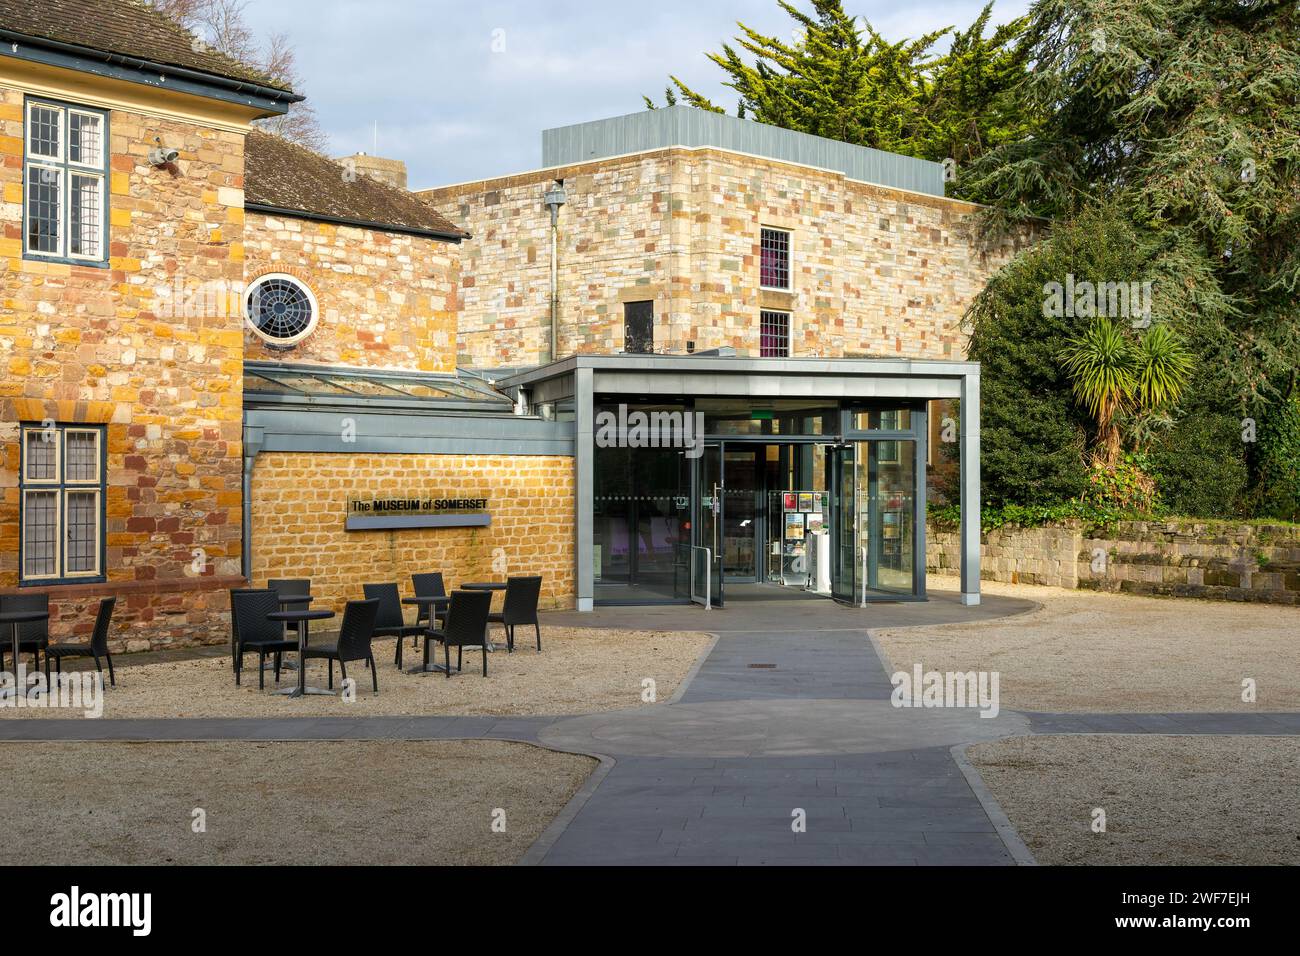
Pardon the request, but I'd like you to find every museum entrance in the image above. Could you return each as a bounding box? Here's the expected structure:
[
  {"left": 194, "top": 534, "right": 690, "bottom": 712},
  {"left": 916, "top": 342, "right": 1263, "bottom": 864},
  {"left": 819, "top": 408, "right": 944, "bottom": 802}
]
[{"left": 593, "top": 396, "right": 926, "bottom": 607}]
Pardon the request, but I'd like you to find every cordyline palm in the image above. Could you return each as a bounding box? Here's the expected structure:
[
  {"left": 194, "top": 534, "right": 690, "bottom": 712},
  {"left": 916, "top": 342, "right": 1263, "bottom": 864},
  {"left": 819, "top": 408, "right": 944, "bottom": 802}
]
[{"left": 1058, "top": 318, "right": 1192, "bottom": 465}]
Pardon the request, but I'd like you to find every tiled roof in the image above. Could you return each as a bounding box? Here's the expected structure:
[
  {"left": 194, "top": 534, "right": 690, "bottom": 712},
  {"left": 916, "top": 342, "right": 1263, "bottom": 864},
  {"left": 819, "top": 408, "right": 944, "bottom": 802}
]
[
  {"left": 0, "top": 0, "right": 293, "bottom": 93},
  {"left": 245, "top": 130, "right": 466, "bottom": 240}
]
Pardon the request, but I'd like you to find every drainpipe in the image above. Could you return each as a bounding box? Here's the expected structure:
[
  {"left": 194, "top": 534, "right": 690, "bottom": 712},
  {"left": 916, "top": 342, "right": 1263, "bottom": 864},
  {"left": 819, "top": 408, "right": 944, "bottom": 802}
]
[
  {"left": 543, "top": 182, "right": 567, "bottom": 363},
  {"left": 242, "top": 424, "right": 265, "bottom": 583}
]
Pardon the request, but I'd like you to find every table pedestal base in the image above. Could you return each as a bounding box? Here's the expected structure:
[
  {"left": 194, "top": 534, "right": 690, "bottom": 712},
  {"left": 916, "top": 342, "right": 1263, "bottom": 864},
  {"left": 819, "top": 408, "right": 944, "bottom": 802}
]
[
  {"left": 274, "top": 685, "right": 335, "bottom": 697},
  {"left": 406, "top": 663, "right": 453, "bottom": 675}
]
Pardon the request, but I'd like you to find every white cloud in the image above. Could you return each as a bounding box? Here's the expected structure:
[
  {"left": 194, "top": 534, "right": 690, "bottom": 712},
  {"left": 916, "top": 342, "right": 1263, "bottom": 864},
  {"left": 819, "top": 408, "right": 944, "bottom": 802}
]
[{"left": 240, "top": 0, "right": 1034, "bottom": 188}]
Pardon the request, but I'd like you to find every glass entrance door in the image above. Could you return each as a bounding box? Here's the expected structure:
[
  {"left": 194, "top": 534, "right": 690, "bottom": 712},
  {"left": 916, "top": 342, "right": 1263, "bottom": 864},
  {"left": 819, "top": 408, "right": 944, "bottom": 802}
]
[
  {"left": 859, "top": 439, "right": 917, "bottom": 597},
  {"left": 829, "top": 443, "right": 858, "bottom": 603},
  {"left": 721, "top": 448, "right": 759, "bottom": 582},
  {"left": 690, "top": 443, "right": 724, "bottom": 607}
]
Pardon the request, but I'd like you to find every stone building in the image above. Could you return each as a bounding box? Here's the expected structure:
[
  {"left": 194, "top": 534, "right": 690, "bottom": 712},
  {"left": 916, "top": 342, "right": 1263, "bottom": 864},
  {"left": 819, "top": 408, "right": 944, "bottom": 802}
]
[
  {"left": 0, "top": 1, "right": 989, "bottom": 655},
  {"left": 418, "top": 106, "right": 1033, "bottom": 369},
  {"left": 0, "top": 0, "right": 573, "bottom": 650}
]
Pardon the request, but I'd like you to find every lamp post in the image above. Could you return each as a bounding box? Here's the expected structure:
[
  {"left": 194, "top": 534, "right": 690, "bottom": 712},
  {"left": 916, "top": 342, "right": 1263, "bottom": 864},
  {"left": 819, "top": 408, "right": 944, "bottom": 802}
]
[{"left": 543, "top": 183, "right": 567, "bottom": 363}]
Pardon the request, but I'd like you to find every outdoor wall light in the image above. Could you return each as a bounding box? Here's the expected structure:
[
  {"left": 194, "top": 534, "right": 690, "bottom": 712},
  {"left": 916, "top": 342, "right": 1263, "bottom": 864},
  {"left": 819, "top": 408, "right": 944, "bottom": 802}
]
[{"left": 148, "top": 139, "right": 179, "bottom": 166}]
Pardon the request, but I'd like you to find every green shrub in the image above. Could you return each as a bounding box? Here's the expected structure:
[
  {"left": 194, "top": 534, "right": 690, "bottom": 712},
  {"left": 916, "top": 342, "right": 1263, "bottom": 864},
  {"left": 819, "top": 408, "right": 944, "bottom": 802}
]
[
  {"left": 1254, "top": 393, "right": 1300, "bottom": 521},
  {"left": 965, "top": 207, "right": 1154, "bottom": 506},
  {"left": 1148, "top": 410, "right": 1248, "bottom": 518}
]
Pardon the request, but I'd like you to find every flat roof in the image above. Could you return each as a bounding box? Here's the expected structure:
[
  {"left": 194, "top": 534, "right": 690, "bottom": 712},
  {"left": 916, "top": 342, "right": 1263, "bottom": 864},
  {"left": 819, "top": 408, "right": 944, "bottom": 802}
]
[
  {"left": 498, "top": 353, "right": 978, "bottom": 405},
  {"left": 541, "top": 106, "right": 945, "bottom": 197},
  {"left": 500, "top": 353, "right": 978, "bottom": 387}
]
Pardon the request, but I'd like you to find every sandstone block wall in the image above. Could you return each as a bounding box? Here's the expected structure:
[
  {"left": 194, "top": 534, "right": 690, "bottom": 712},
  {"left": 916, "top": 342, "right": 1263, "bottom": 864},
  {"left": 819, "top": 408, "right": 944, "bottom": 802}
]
[
  {"left": 250, "top": 452, "right": 575, "bottom": 616},
  {"left": 243, "top": 213, "right": 459, "bottom": 373},
  {"left": 420, "top": 147, "right": 1034, "bottom": 368},
  {"left": 927, "top": 519, "right": 1300, "bottom": 605},
  {"left": 0, "top": 92, "right": 246, "bottom": 650}
]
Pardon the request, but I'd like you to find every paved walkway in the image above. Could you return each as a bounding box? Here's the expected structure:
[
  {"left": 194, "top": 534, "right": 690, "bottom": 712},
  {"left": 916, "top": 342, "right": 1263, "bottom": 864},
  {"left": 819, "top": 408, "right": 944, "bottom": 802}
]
[{"left": 3, "top": 584, "right": 1298, "bottom": 866}]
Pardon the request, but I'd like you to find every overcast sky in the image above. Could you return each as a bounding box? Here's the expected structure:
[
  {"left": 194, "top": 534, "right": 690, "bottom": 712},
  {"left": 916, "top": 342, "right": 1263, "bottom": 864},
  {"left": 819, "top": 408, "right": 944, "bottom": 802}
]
[{"left": 240, "top": 0, "right": 1033, "bottom": 189}]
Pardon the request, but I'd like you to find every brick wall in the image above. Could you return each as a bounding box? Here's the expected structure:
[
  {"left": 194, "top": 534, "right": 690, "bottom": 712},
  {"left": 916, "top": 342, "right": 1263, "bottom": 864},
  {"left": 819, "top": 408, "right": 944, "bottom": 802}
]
[
  {"left": 420, "top": 147, "right": 1034, "bottom": 368},
  {"left": 928, "top": 519, "right": 1300, "bottom": 605},
  {"left": 250, "top": 452, "right": 575, "bottom": 615},
  {"left": 243, "top": 213, "right": 459, "bottom": 372},
  {"left": 0, "top": 94, "right": 246, "bottom": 650}
]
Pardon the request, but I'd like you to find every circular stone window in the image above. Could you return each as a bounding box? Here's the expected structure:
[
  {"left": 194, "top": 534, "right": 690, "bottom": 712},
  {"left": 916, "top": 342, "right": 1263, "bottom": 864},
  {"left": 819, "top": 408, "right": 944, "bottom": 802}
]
[{"left": 244, "top": 274, "right": 319, "bottom": 347}]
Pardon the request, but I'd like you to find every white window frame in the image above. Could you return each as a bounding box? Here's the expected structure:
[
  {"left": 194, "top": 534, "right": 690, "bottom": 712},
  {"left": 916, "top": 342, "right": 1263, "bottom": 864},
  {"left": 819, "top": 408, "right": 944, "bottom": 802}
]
[
  {"left": 244, "top": 273, "right": 321, "bottom": 347},
  {"left": 759, "top": 226, "right": 792, "bottom": 292},
  {"left": 23, "top": 98, "right": 109, "bottom": 264},
  {"left": 19, "top": 425, "right": 104, "bottom": 582}
]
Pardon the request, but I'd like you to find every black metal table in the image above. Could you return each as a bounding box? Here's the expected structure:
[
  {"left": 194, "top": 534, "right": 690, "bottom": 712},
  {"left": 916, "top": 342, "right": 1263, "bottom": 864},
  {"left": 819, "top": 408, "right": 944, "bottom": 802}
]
[
  {"left": 0, "top": 609, "right": 49, "bottom": 700},
  {"left": 269, "top": 595, "right": 312, "bottom": 670},
  {"left": 402, "top": 596, "right": 452, "bottom": 673},
  {"left": 266, "top": 608, "right": 335, "bottom": 697},
  {"left": 460, "top": 583, "right": 506, "bottom": 651}
]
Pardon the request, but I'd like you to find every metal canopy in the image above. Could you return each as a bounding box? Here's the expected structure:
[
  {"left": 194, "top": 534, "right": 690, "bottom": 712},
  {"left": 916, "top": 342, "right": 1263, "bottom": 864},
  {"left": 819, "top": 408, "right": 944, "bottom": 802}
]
[{"left": 496, "top": 353, "right": 983, "bottom": 613}]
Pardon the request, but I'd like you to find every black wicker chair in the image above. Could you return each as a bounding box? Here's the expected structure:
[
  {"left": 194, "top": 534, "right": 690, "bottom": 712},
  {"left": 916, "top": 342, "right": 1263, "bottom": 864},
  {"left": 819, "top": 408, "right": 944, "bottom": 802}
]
[
  {"left": 230, "top": 589, "right": 297, "bottom": 689},
  {"left": 425, "top": 589, "right": 493, "bottom": 678},
  {"left": 268, "top": 578, "right": 312, "bottom": 641},
  {"left": 363, "top": 583, "right": 426, "bottom": 669},
  {"left": 411, "top": 572, "right": 447, "bottom": 629},
  {"left": 45, "top": 597, "right": 117, "bottom": 688},
  {"left": 0, "top": 593, "right": 49, "bottom": 675},
  {"left": 488, "top": 575, "right": 543, "bottom": 653},
  {"left": 303, "top": 599, "right": 380, "bottom": 694}
]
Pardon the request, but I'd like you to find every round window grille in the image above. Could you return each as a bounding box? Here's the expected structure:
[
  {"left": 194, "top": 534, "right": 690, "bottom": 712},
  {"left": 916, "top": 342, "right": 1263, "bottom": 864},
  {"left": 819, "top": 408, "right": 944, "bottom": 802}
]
[{"left": 245, "top": 274, "right": 318, "bottom": 347}]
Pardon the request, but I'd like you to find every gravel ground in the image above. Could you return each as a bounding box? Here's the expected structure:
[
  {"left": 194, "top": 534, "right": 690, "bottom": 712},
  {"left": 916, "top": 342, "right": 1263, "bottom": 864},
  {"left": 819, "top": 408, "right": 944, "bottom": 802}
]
[
  {"left": 968, "top": 734, "right": 1300, "bottom": 865},
  {"left": 1, "top": 627, "right": 712, "bottom": 720},
  {"left": 0, "top": 739, "right": 595, "bottom": 865},
  {"left": 878, "top": 576, "right": 1300, "bottom": 712}
]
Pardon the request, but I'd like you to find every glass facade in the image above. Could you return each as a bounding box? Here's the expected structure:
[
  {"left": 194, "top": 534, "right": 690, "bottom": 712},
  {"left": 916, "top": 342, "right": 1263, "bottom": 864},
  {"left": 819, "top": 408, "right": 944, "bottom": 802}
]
[
  {"left": 592, "top": 401, "right": 691, "bottom": 602},
  {"left": 592, "top": 395, "right": 927, "bottom": 606}
]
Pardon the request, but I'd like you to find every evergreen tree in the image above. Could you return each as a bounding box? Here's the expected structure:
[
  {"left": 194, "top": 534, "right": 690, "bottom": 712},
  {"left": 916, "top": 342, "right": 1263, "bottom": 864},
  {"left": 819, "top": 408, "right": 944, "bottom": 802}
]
[
  {"left": 964, "top": 0, "right": 1300, "bottom": 408},
  {"left": 646, "top": 1, "right": 1038, "bottom": 198}
]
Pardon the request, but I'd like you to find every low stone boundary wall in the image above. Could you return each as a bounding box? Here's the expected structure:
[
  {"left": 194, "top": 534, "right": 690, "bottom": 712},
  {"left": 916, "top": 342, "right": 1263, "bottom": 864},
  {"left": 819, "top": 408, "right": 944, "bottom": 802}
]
[{"left": 927, "top": 519, "right": 1300, "bottom": 605}]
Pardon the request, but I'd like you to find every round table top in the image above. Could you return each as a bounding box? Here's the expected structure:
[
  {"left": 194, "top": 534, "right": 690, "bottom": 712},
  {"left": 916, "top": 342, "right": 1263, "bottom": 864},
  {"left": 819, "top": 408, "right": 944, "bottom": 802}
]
[
  {"left": 402, "top": 595, "right": 451, "bottom": 605},
  {"left": 0, "top": 609, "right": 49, "bottom": 624},
  {"left": 267, "top": 608, "right": 334, "bottom": 622},
  {"left": 461, "top": 582, "right": 507, "bottom": 591}
]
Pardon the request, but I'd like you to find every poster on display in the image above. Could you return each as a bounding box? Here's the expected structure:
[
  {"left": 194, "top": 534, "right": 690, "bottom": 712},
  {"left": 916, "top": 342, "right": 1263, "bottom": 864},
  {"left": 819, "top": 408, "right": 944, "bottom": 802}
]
[
  {"left": 806, "top": 512, "right": 825, "bottom": 535},
  {"left": 783, "top": 492, "right": 797, "bottom": 511},
  {"left": 797, "top": 492, "right": 814, "bottom": 513},
  {"left": 784, "top": 512, "right": 806, "bottom": 539}
]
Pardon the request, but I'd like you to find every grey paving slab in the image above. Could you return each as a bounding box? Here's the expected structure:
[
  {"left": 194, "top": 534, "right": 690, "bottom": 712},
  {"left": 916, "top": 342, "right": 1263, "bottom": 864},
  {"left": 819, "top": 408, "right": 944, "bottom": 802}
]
[
  {"left": 537, "top": 747, "right": 1017, "bottom": 866},
  {"left": 1024, "top": 712, "right": 1300, "bottom": 736}
]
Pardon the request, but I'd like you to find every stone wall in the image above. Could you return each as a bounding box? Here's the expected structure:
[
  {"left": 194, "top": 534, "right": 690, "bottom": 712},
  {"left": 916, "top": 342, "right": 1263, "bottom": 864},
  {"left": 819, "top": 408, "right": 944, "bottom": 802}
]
[
  {"left": 927, "top": 519, "right": 1300, "bottom": 604},
  {"left": 243, "top": 213, "right": 459, "bottom": 373},
  {"left": 420, "top": 147, "right": 1034, "bottom": 368},
  {"left": 0, "top": 94, "right": 247, "bottom": 650},
  {"left": 250, "top": 452, "right": 575, "bottom": 616}
]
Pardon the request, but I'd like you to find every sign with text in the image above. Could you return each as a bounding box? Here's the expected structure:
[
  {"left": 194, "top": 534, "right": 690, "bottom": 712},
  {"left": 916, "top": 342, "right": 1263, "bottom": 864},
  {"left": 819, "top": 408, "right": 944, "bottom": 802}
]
[{"left": 345, "top": 496, "right": 490, "bottom": 531}]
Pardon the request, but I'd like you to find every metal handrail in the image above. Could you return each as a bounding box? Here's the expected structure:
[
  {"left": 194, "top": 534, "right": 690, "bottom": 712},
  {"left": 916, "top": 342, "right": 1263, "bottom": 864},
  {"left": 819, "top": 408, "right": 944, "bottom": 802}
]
[{"left": 691, "top": 546, "right": 712, "bottom": 610}]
